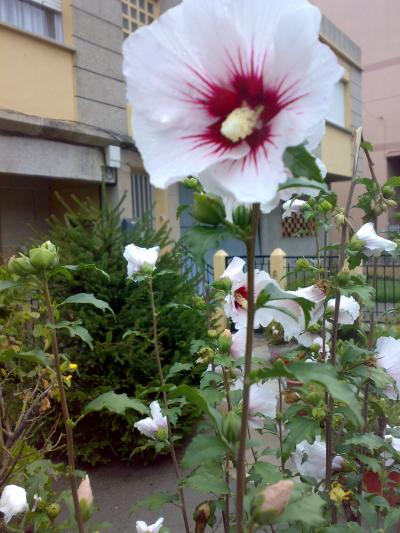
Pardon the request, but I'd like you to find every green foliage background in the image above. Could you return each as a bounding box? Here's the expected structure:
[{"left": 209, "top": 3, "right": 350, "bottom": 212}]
[{"left": 46, "top": 195, "right": 212, "bottom": 464}]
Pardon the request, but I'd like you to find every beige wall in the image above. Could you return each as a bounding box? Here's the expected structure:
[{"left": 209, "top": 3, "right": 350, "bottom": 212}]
[
  {"left": 0, "top": 23, "right": 76, "bottom": 121},
  {"left": 313, "top": 0, "right": 400, "bottom": 232}
]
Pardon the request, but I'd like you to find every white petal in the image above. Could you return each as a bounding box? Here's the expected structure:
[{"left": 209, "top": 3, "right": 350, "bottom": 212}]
[
  {"left": 282, "top": 199, "right": 306, "bottom": 219},
  {"left": 221, "top": 257, "right": 246, "bottom": 288},
  {"left": 292, "top": 437, "right": 343, "bottom": 482},
  {"left": 150, "top": 401, "right": 168, "bottom": 429},
  {"left": 136, "top": 521, "right": 149, "bottom": 533},
  {"left": 327, "top": 296, "right": 360, "bottom": 325},
  {"left": 230, "top": 328, "right": 247, "bottom": 359},
  {"left": 376, "top": 336, "right": 400, "bottom": 398},
  {"left": 0, "top": 485, "right": 28, "bottom": 524},
  {"left": 356, "top": 223, "right": 397, "bottom": 256},
  {"left": 134, "top": 417, "right": 158, "bottom": 439}
]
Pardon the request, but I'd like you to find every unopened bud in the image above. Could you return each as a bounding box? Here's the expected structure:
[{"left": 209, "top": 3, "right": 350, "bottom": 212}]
[
  {"left": 349, "top": 235, "right": 364, "bottom": 253},
  {"left": 334, "top": 212, "right": 346, "bottom": 226},
  {"left": 193, "top": 295, "right": 206, "bottom": 310},
  {"left": 29, "top": 241, "right": 59, "bottom": 271},
  {"left": 232, "top": 205, "right": 252, "bottom": 230},
  {"left": 8, "top": 254, "right": 36, "bottom": 276},
  {"left": 77, "top": 475, "right": 94, "bottom": 522},
  {"left": 207, "top": 329, "right": 218, "bottom": 339},
  {"left": 222, "top": 411, "right": 241, "bottom": 444},
  {"left": 193, "top": 501, "right": 211, "bottom": 529},
  {"left": 183, "top": 177, "right": 201, "bottom": 190},
  {"left": 218, "top": 331, "right": 232, "bottom": 353},
  {"left": 214, "top": 277, "right": 232, "bottom": 292},
  {"left": 296, "top": 258, "right": 310, "bottom": 269},
  {"left": 252, "top": 480, "right": 294, "bottom": 524},
  {"left": 196, "top": 347, "right": 215, "bottom": 364},
  {"left": 192, "top": 193, "right": 226, "bottom": 226},
  {"left": 46, "top": 503, "right": 61, "bottom": 519},
  {"left": 386, "top": 199, "right": 398, "bottom": 208},
  {"left": 282, "top": 390, "right": 300, "bottom": 404},
  {"left": 319, "top": 200, "right": 333, "bottom": 213},
  {"left": 382, "top": 185, "right": 395, "bottom": 199}
]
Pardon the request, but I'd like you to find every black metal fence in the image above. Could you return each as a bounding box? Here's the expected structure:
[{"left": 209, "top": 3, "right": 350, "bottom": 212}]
[
  {"left": 224, "top": 253, "right": 400, "bottom": 322},
  {"left": 179, "top": 246, "right": 214, "bottom": 295}
]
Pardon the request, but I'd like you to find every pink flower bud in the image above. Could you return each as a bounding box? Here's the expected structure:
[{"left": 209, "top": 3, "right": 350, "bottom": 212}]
[{"left": 77, "top": 475, "right": 93, "bottom": 507}]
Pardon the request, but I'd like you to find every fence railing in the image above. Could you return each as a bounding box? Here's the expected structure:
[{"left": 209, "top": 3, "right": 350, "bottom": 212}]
[{"left": 224, "top": 252, "right": 400, "bottom": 322}]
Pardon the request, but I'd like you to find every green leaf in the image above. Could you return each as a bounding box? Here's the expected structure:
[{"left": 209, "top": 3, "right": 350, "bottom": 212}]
[
  {"left": 325, "top": 525, "right": 363, "bottom": 533},
  {"left": 122, "top": 329, "right": 146, "bottom": 341},
  {"left": 386, "top": 176, "right": 400, "bottom": 188},
  {"left": 288, "top": 362, "right": 363, "bottom": 426},
  {"left": 283, "top": 145, "right": 324, "bottom": 181},
  {"left": 165, "top": 362, "right": 193, "bottom": 381},
  {"left": 261, "top": 283, "right": 315, "bottom": 326},
  {"left": 182, "top": 225, "right": 229, "bottom": 266},
  {"left": 384, "top": 508, "right": 400, "bottom": 531},
  {"left": 358, "top": 497, "right": 377, "bottom": 528},
  {"left": 285, "top": 416, "right": 321, "bottom": 449},
  {"left": 248, "top": 462, "right": 282, "bottom": 486},
  {"left": 174, "top": 385, "right": 222, "bottom": 431},
  {"left": 354, "top": 453, "right": 382, "bottom": 473},
  {"left": 0, "top": 280, "right": 21, "bottom": 291},
  {"left": 274, "top": 491, "right": 326, "bottom": 526},
  {"left": 55, "top": 321, "right": 94, "bottom": 349},
  {"left": 361, "top": 141, "right": 374, "bottom": 152},
  {"left": 181, "top": 434, "right": 228, "bottom": 469},
  {"left": 279, "top": 176, "right": 328, "bottom": 193},
  {"left": 64, "top": 263, "right": 110, "bottom": 280},
  {"left": 130, "top": 491, "right": 179, "bottom": 514},
  {"left": 341, "top": 433, "right": 386, "bottom": 451},
  {"left": 60, "top": 293, "right": 114, "bottom": 314},
  {"left": 176, "top": 203, "right": 190, "bottom": 219},
  {"left": 340, "top": 284, "right": 375, "bottom": 310},
  {"left": 184, "top": 466, "right": 229, "bottom": 495},
  {"left": 0, "top": 348, "right": 50, "bottom": 366},
  {"left": 83, "top": 391, "right": 149, "bottom": 416}
]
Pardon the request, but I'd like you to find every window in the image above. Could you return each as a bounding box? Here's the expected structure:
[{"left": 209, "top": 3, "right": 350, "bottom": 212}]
[
  {"left": 121, "top": 0, "right": 159, "bottom": 40},
  {"left": 131, "top": 172, "right": 153, "bottom": 219},
  {"left": 327, "top": 80, "right": 346, "bottom": 128},
  {"left": 0, "top": 0, "right": 63, "bottom": 41}
]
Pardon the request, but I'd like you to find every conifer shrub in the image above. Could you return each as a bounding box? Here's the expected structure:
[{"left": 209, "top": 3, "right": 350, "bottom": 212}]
[{"left": 46, "top": 194, "right": 213, "bottom": 464}]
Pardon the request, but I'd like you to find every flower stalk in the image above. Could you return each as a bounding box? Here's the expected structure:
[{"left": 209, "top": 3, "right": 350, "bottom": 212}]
[
  {"left": 235, "top": 202, "right": 261, "bottom": 532},
  {"left": 42, "top": 276, "right": 85, "bottom": 533},
  {"left": 325, "top": 128, "right": 362, "bottom": 512},
  {"left": 147, "top": 277, "right": 190, "bottom": 533}
]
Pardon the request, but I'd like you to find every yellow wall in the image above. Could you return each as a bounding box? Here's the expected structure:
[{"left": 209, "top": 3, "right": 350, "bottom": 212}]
[
  {"left": 0, "top": 23, "right": 76, "bottom": 121},
  {"left": 321, "top": 124, "right": 353, "bottom": 177}
]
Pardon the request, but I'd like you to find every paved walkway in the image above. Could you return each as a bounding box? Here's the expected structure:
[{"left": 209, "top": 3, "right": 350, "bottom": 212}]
[{"left": 88, "top": 335, "right": 286, "bottom": 531}]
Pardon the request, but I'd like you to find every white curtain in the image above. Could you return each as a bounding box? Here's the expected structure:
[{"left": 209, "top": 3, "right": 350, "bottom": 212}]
[{"left": 0, "top": 0, "right": 63, "bottom": 41}]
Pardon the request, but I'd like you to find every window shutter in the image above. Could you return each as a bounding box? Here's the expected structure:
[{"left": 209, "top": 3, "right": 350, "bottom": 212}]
[{"left": 30, "top": 0, "right": 62, "bottom": 12}]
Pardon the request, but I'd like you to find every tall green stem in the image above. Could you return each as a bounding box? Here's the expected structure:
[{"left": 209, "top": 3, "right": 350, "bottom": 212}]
[
  {"left": 148, "top": 277, "right": 190, "bottom": 533},
  {"left": 42, "top": 277, "right": 85, "bottom": 533},
  {"left": 235, "top": 203, "right": 261, "bottom": 533},
  {"left": 325, "top": 128, "right": 362, "bottom": 516}
]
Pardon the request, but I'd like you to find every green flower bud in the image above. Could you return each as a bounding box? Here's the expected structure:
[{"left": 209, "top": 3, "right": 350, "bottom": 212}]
[
  {"left": 222, "top": 411, "right": 241, "bottom": 444},
  {"left": 7, "top": 254, "right": 36, "bottom": 276},
  {"left": 319, "top": 200, "right": 333, "bottom": 213},
  {"left": 296, "top": 258, "right": 310, "bottom": 269},
  {"left": 312, "top": 406, "right": 327, "bottom": 419},
  {"left": 386, "top": 199, "right": 398, "bottom": 208},
  {"left": 382, "top": 185, "right": 395, "bottom": 199},
  {"left": 155, "top": 427, "right": 168, "bottom": 442},
  {"left": 197, "top": 346, "right": 215, "bottom": 364},
  {"left": 29, "top": 241, "right": 59, "bottom": 271},
  {"left": 252, "top": 480, "right": 294, "bottom": 525},
  {"left": 213, "top": 277, "right": 232, "bottom": 292},
  {"left": 348, "top": 235, "right": 364, "bottom": 253},
  {"left": 46, "top": 503, "right": 61, "bottom": 519},
  {"left": 372, "top": 204, "right": 385, "bottom": 217},
  {"left": 232, "top": 205, "right": 252, "bottom": 230},
  {"left": 192, "top": 193, "right": 226, "bottom": 225},
  {"left": 334, "top": 212, "right": 346, "bottom": 226},
  {"left": 183, "top": 177, "right": 201, "bottom": 190},
  {"left": 207, "top": 329, "right": 218, "bottom": 339},
  {"left": 192, "top": 295, "right": 206, "bottom": 310},
  {"left": 307, "top": 392, "right": 322, "bottom": 406},
  {"left": 337, "top": 270, "right": 351, "bottom": 286},
  {"left": 218, "top": 330, "right": 232, "bottom": 353}
]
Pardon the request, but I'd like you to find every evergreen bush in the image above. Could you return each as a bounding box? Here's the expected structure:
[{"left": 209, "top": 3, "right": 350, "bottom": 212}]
[{"left": 46, "top": 194, "right": 213, "bottom": 464}]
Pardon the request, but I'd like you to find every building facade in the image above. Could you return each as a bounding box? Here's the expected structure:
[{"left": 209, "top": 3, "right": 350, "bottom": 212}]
[
  {"left": 313, "top": 0, "right": 400, "bottom": 235},
  {"left": 0, "top": 0, "right": 361, "bottom": 260}
]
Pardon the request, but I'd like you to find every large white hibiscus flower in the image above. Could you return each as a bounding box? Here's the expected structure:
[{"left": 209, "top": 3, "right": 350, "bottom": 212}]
[
  {"left": 123, "top": 0, "right": 343, "bottom": 209},
  {"left": 375, "top": 336, "right": 400, "bottom": 399},
  {"left": 291, "top": 436, "right": 343, "bottom": 482},
  {"left": 355, "top": 223, "right": 397, "bottom": 257},
  {"left": 220, "top": 256, "right": 274, "bottom": 328}
]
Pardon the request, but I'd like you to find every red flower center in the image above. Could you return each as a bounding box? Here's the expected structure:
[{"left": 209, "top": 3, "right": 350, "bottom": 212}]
[{"left": 234, "top": 285, "right": 248, "bottom": 310}]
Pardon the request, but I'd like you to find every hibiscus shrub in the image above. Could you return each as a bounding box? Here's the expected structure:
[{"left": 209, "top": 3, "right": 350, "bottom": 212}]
[{"left": 45, "top": 195, "right": 214, "bottom": 464}]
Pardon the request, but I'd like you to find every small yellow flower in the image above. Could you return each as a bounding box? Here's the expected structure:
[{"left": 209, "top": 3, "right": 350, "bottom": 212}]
[
  {"left": 330, "top": 483, "right": 351, "bottom": 503},
  {"left": 65, "top": 375, "right": 73, "bottom": 386},
  {"left": 69, "top": 363, "right": 78, "bottom": 371}
]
